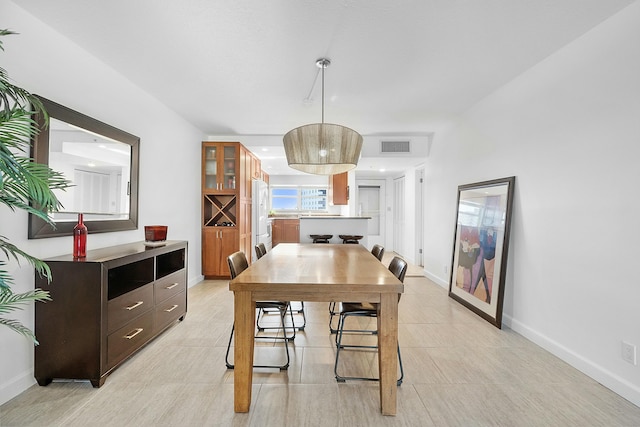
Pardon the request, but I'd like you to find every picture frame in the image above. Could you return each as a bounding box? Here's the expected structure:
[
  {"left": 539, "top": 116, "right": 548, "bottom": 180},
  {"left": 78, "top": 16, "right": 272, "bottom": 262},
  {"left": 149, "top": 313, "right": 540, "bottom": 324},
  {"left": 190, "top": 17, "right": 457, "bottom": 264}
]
[{"left": 448, "top": 176, "right": 515, "bottom": 328}]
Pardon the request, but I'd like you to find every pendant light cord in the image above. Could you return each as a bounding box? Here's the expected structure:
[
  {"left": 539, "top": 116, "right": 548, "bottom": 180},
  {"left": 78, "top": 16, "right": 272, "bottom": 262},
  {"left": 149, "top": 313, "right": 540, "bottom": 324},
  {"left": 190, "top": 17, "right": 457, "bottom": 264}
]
[{"left": 321, "top": 62, "right": 325, "bottom": 124}]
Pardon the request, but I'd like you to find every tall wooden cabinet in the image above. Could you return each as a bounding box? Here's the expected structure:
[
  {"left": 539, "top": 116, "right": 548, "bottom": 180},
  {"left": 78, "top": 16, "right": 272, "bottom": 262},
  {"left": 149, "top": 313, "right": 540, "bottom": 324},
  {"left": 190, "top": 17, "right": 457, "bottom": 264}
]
[
  {"left": 34, "top": 241, "right": 188, "bottom": 387},
  {"left": 202, "top": 141, "right": 261, "bottom": 278}
]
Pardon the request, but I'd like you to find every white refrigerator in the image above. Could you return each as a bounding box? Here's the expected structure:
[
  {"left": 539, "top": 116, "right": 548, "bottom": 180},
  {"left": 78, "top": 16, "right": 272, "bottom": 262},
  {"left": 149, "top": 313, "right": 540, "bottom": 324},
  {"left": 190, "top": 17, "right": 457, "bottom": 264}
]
[{"left": 252, "top": 179, "right": 271, "bottom": 263}]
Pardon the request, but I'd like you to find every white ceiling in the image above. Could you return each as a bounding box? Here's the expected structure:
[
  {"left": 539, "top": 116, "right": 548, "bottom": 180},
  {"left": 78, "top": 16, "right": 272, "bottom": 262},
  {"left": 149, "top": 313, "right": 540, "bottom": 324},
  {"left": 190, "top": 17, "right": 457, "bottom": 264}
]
[{"left": 12, "top": 0, "right": 635, "bottom": 176}]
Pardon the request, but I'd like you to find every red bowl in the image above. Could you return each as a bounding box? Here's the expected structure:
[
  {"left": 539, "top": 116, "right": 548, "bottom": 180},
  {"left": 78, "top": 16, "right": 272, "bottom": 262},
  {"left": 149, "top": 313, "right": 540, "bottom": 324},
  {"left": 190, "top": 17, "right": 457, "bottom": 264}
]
[{"left": 145, "top": 225, "right": 167, "bottom": 242}]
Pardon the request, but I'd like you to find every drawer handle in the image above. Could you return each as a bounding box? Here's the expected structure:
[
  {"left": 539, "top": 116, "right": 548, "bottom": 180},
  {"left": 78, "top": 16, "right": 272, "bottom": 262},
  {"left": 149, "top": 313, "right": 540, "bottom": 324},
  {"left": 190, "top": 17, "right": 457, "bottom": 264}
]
[
  {"left": 165, "top": 283, "right": 179, "bottom": 290},
  {"left": 124, "top": 328, "right": 144, "bottom": 340},
  {"left": 125, "top": 301, "right": 144, "bottom": 311},
  {"left": 164, "top": 304, "right": 179, "bottom": 313}
]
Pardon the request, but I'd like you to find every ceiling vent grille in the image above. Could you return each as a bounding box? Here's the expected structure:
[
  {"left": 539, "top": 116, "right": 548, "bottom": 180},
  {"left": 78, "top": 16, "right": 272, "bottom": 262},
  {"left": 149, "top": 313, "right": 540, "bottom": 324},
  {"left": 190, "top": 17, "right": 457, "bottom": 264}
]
[{"left": 380, "top": 140, "right": 411, "bottom": 153}]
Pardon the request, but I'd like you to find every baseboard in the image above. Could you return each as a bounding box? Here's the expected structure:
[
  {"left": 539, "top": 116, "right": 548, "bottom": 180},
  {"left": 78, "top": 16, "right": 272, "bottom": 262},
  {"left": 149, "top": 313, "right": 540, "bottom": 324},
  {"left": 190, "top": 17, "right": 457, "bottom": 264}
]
[
  {"left": 503, "top": 314, "right": 640, "bottom": 408},
  {"left": 423, "top": 269, "right": 449, "bottom": 288},
  {"left": 188, "top": 274, "right": 205, "bottom": 288},
  {"left": 0, "top": 369, "right": 36, "bottom": 406}
]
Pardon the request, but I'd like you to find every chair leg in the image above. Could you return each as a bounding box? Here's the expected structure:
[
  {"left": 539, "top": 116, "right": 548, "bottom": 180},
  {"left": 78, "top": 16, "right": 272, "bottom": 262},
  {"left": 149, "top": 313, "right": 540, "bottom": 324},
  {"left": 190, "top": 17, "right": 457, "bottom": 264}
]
[
  {"left": 225, "top": 306, "right": 291, "bottom": 370},
  {"left": 334, "top": 312, "right": 346, "bottom": 382},
  {"left": 330, "top": 303, "right": 377, "bottom": 336},
  {"left": 285, "top": 301, "right": 305, "bottom": 332},
  {"left": 397, "top": 342, "right": 404, "bottom": 386},
  {"left": 296, "top": 301, "right": 306, "bottom": 331},
  {"left": 258, "top": 302, "right": 304, "bottom": 333},
  {"left": 329, "top": 302, "right": 339, "bottom": 333},
  {"left": 334, "top": 312, "right": 403, "bottom": 385},
  {"left": 225, "top": 323, "right": 235, "bottom": 369},
  {"left": 277, "top": 306, "right": 291, "bottom": 370},
  {"left": 286, "top": 303, "right": 297, "bottom": 340}
]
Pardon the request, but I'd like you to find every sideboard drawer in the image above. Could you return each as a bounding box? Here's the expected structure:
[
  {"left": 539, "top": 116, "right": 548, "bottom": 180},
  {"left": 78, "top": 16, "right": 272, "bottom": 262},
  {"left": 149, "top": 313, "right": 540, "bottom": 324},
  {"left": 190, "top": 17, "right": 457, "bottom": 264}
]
[
  {"left": 154, "top": 291, "right": 186, "bottom": 332},
  {"left": 107, "top": 311, "right": 153, "bottom": 369},
  {"left": 154, "top": 269, "right": 186, "bottom": 304},
  {"left": 107, "top": 283, "right": 154, "bottom": 334}
]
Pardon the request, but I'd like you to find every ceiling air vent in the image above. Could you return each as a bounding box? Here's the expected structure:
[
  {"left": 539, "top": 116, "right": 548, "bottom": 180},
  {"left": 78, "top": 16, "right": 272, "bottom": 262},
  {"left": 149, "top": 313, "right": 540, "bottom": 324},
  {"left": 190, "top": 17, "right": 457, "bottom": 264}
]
[{"left": 380, "top": 140, "right": 411, "bottom": 153}]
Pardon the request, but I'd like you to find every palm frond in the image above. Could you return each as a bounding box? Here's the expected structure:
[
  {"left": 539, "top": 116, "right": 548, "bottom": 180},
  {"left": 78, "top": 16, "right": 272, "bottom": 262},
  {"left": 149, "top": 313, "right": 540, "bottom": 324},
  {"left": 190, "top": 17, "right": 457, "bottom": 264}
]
[
  {"left": 0, "top": 29, "right": 17, "bottom": 50},
  {"left": 0, "top": 237, "right": 53, "bottom": 281},
  {"left": 0, "top": 288, "right": 51, "bottom": 314},
  {"left": 0, "top": 261, "right": 12, "bottom": 290},
  {"left": 0, "top": 109, "right": 43, "bottom": 159},
  {"left": 0, "top": 318, "right": 39, "bottom": 344},
  {"left": 1, "top": 156, "right": 71, "bottom": 213},
  {"left": 0, "top": 288, "right": 51, "bottom": 345},
  {"left": 0, "top": 106, "right": 71, "bottom": 223}
]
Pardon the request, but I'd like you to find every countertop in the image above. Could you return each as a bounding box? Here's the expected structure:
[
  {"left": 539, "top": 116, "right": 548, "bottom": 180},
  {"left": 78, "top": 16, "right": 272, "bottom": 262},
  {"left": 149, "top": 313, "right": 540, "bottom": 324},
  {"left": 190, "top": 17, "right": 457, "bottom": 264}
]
[{"left": 298, "top": 216, "right": 371, "bottom": 219}]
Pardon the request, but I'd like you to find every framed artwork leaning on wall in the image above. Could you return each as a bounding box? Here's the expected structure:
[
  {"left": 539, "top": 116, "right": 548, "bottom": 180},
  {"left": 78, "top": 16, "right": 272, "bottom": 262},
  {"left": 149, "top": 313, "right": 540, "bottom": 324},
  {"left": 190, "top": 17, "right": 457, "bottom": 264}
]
[{"left": 449, "top": 176, "right": 515, "bottom": 328}]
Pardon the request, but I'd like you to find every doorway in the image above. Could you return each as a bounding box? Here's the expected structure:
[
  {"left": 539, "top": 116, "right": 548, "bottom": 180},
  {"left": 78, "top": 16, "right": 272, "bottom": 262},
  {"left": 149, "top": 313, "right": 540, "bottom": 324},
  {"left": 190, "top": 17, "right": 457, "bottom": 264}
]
[{"left": 356, "top": 180, "right": 386, "bottom": 249}]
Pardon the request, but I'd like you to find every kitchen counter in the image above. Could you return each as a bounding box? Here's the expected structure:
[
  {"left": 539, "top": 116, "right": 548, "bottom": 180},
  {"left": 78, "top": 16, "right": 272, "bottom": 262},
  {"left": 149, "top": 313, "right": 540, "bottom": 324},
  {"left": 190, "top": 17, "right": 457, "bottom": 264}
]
[
  {"left": 299, "top": 215, "right": 372, "bottom": 219},
  {"left": 270, "top": 215, "right": 371, "bottom": 219}
]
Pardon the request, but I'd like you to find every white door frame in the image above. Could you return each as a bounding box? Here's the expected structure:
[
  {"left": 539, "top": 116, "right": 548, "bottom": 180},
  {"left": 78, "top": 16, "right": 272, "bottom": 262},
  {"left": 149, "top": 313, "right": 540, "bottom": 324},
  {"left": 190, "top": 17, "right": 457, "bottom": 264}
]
[
  {"left": 393, "top": 176, "right": 406, "bottom": 257},
  {"left": 415, "top": 168, "right": 425, "bottom": 266}
]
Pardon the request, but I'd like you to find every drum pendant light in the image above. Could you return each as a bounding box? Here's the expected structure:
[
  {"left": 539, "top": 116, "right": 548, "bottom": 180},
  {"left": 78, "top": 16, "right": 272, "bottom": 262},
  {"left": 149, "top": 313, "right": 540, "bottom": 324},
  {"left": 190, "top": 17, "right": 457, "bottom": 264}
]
[{"left": 283, "top": 58, "right": 363, "bottom": 175}]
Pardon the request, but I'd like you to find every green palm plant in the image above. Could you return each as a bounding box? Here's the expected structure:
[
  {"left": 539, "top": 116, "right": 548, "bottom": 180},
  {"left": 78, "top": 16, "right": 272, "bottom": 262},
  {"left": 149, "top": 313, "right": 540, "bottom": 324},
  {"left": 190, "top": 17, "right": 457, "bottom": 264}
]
[{"left": 1, "top": 29, "right": 72, "bottom": 343}]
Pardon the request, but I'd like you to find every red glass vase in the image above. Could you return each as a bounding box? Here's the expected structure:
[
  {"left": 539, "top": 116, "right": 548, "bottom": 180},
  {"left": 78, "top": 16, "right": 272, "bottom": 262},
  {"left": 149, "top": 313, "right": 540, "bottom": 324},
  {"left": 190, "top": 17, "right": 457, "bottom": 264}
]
[{"left": 73, "top": 213, "right": 88, "bottom": 258}]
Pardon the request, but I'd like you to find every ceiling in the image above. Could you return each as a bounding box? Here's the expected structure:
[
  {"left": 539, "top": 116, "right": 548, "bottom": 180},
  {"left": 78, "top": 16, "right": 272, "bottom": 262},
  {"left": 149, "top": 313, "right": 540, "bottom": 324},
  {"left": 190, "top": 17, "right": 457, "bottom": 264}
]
[{"left": 12, "top": 0, "right": 635, "bottom": 176}]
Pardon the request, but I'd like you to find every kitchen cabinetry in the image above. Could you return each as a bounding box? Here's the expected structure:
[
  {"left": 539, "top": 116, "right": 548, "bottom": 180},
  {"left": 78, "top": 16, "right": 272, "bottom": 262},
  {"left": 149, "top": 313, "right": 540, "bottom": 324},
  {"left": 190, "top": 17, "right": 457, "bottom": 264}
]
[
  {"left": 272, "top": 219, "right": 300, "bottom": 246},
  {"left": 329, "top": 172, "right": 349, "bottom": 205},
  {"left": 202, "top": 227, "right": 239, "bottom": 277},
  {"left": 34, "top": 241, "right": 187, "bottom": 388},
  {"left": 202, "top": 142, "right": 262, "bottom": 278}
]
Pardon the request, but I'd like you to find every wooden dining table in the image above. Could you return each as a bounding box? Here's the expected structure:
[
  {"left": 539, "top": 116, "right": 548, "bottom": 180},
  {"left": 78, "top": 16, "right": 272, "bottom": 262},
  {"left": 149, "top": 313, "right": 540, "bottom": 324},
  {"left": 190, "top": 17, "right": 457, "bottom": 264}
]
[{"left": 229, "top": 243, "right": 405, "bottom": 416}]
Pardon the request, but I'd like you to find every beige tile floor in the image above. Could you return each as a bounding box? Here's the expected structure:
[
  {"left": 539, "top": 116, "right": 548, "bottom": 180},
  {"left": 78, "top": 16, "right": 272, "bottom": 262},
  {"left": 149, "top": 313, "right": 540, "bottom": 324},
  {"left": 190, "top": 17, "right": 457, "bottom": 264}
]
[{"left": 2, "top": 257, "right": 640, "bottom": 426}]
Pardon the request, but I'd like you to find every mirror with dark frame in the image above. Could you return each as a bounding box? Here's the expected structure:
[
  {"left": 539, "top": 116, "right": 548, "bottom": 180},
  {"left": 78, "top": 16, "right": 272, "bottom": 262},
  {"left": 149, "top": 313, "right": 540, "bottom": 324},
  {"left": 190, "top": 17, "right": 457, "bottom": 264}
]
[{"left": 28, "top": 95, "right": 139, "bottom": 239}]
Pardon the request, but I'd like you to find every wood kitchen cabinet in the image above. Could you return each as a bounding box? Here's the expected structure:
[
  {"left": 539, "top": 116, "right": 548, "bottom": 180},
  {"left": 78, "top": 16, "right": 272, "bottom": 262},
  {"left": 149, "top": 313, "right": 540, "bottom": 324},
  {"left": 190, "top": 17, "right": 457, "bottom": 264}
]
[
  {"left": 329, "top": 172, "right": 349, "bottom": 205},
  {"left": 34, "top": 241, "right": 187, "bottom": 388},
  {"left": 203, "top": 143, "right": 238, "bottom": 192},
  {"left": 202, "top": 141, "right": 258, "bottom": 278},
  {"left": 272, "top": 219, "right": 300, "bottom": 246},
  {"left": 202, "top": 227, "right": 239, "bottom": 277}
]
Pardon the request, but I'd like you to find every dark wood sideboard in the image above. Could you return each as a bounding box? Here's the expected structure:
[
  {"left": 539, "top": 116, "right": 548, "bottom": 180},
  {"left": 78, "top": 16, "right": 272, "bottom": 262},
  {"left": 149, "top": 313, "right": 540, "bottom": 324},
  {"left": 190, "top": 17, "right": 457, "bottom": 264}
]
[{"left": 34, "top": 240, "right": 188, "bottom": 387}]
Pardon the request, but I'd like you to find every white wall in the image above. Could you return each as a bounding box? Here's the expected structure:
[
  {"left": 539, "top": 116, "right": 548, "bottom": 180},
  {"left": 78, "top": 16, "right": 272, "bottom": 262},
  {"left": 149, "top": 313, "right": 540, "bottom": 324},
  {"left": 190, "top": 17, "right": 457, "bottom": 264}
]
[
  {"left": 0, "top": 1, "right": 203, "bottom": 404},
  {"left": 422, "top": 1, "right": 640, "bottom": 406}
]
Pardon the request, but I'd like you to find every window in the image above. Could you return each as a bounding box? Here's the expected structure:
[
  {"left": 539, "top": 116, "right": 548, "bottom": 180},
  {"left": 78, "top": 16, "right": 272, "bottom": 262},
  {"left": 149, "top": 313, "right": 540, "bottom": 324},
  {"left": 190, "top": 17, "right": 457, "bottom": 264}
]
[
  {"left": 271, "top": 188, "right": 298, "bottom": 210},
  {"left": 271, "top": 186, "right": 327, "bottom": 212}
]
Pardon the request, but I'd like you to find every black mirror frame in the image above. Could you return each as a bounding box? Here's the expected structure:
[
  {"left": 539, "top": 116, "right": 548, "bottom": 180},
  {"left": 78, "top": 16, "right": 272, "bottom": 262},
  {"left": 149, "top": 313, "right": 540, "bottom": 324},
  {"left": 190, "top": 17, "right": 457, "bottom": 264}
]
[{"left": 28, "top": 95, "right": 140, "bottom": 239}]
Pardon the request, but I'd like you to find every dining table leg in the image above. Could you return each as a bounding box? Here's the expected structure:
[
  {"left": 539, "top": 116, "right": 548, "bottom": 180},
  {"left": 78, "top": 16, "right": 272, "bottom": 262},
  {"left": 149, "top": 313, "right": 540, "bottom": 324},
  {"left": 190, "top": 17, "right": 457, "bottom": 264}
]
[
  {"left": 378, "top": 292, "right": 399, "bottom": 416},
  {"left": 234, "top": 290, "right": 255, "bottom": 412}
]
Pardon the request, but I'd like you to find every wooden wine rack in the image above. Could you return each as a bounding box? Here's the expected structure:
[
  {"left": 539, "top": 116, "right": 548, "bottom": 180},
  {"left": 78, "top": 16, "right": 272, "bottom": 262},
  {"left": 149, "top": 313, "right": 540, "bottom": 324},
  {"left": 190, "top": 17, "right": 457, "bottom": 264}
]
[{"left": 203, "top": 194, "right": 237, "bottom": 226}]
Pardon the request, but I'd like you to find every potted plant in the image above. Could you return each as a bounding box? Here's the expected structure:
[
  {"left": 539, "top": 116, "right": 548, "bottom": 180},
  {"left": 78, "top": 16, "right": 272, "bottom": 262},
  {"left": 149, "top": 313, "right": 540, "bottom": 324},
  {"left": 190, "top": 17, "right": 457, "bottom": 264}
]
[{"left": 0, "top": 29, "right": 72, "bottom": 343}]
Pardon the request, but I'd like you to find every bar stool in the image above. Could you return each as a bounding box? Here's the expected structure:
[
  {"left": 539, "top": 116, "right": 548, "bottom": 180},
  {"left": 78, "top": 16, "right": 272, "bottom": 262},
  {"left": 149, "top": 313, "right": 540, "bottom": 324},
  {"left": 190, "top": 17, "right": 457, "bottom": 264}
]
[
  {"left": 310, "top": 234, "right": 332, "bottom": 243},
  {"left": 338, "top": 235, "right": 363, "bottom": 244}
]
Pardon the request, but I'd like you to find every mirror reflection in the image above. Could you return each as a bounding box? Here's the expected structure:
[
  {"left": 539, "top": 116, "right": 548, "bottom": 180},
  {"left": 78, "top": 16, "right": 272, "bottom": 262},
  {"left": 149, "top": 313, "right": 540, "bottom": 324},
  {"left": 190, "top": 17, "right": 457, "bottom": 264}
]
[{"left": 48, "top": 118, "right": 131, "bottom": 222}]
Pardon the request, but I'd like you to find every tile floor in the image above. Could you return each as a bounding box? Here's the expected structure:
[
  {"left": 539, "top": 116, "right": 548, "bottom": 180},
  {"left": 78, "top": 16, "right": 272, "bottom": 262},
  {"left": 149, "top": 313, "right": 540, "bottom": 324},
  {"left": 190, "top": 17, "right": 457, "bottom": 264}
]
[{"left": 2, "top": 257, "right": 640, "bottom": 426}]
